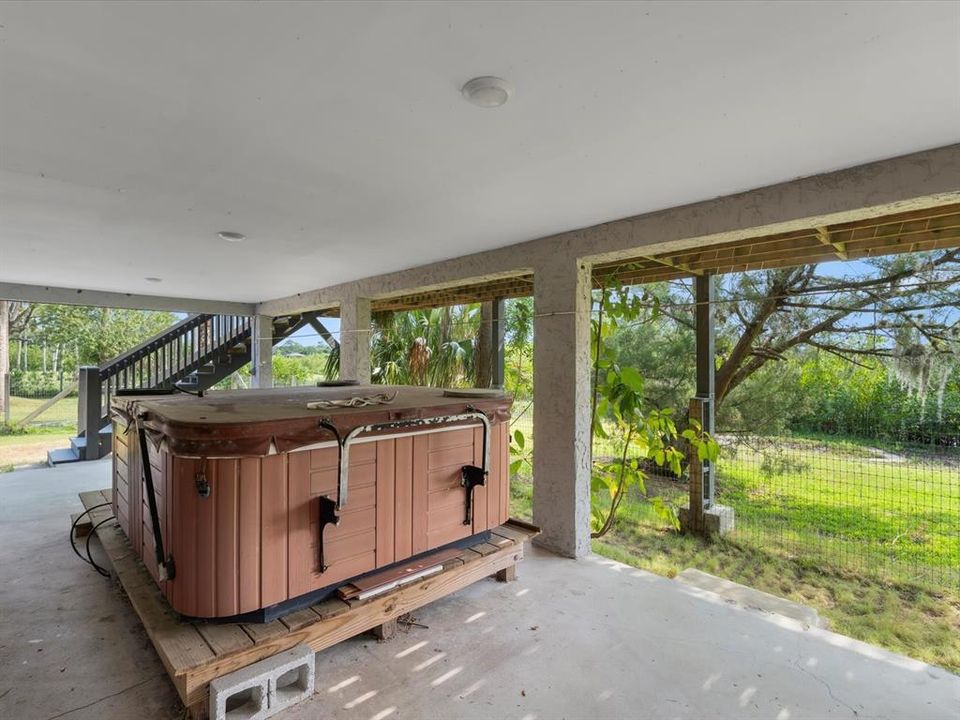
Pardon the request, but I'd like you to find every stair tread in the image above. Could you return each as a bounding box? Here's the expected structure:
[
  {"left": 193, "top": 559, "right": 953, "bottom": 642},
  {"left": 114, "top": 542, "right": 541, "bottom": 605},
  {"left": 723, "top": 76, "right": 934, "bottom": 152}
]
[{"left": 48, "top": 447, "right": 81, "bottom": 465}]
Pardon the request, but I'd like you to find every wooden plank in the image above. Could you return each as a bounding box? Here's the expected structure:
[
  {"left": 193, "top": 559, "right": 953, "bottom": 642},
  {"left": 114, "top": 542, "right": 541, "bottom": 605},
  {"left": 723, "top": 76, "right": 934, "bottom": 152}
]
[
  {"left": 179, "top": 540, "right": 525, "bottom": 707},
  {"left": 237, "top": 458, "right": 261, "bottom": 614},
  {"left": 394, "top": 436, "right": 414, "bottom": 562},
  {"left": 71, "top": 510, "right": 95, "bottom": 537},
  {"left": 286, "top": 450, "right": 314, "bottom": 599},
  {"left": 213, "top": 459, "right": 239, "bottom": 618},
  {"left": 241, "top": 621, "right": 288, "bottom": 644},
  {"left": 80, "top": 490, "right": 539, "bottom": 713},
  {"left": 375, "top": 439, "right": 396, "bottom": 567},
  {"left": 196, "top": 624, "right": 254, "bottom": 656},
  {"left": 411, "top": 434, "right": 429, "bottom": 554},
  {"left": 259, "top": 455, "right": 287, "bottom": 607},
  {"left": 337, "top": 548, "right": 463, "bottom": 599},
  {"left": 494, "top": 523, "right": 535, "bottom": 545},
  {"left": 311, "top": 597, "right": 351, "bottom": 620},
  {"left": 469, "top": 542, "right": 502, "bottom": 557},
  {"left": 279, "top": 609, "right": 322, "bottom": 632}
]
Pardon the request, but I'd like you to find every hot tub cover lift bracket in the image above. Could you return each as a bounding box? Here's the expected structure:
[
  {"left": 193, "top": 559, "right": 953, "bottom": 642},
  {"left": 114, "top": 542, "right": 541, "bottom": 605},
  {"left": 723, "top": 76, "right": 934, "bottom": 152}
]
[{"left": 316, "top": 408, "right": 492, "bottom": 571}]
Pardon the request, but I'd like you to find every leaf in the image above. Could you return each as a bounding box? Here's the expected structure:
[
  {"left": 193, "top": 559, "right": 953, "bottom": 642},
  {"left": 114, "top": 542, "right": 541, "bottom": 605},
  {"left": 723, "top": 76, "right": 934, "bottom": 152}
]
[
  {"left": 513, "top": 429, "right": 525, "bottom": 451},
  {"left": 510, "top": 459, "right": 523, "bottom": 475},
  {"left": 620, "top": 366, "right": 644, "bottom": 392}
]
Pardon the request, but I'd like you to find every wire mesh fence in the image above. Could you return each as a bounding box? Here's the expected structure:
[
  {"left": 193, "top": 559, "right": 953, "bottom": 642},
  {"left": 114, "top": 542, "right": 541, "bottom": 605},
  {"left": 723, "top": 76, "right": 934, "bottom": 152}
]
[
  {"left": 714, "top": 424, "right": 960, "bottom": 589},
  {"left": 590, "top": 421, "right": 960, "bottom": 591},
  {"left": 508, "top": 401, "right": 534, "bottom": 521}
]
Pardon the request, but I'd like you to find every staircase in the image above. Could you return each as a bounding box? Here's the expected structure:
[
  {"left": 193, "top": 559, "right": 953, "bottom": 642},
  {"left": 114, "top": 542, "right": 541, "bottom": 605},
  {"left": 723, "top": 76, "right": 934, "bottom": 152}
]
[{"left": 48, "top": 312, "right": 320, "bottom": 465}]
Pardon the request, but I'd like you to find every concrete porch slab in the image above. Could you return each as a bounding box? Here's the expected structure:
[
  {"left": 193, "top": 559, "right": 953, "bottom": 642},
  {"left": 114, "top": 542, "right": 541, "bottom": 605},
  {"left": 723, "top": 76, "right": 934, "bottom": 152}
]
[
  {"left": 1, "top": 462, "right": 957, "bottom": 720},
  {"left": 676, "top": 567, "right": 828, "bottom": 629}
]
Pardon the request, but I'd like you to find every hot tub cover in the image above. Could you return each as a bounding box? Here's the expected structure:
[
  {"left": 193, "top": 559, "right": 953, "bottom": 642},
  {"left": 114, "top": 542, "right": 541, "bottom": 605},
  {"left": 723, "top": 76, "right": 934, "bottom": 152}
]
[{"left": 112, "top": 385, "right": 512, "bottom": 457}]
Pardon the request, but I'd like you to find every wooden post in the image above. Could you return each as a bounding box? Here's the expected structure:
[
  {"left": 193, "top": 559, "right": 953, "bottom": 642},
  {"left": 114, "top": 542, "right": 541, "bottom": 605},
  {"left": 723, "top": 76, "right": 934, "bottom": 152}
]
[
  {"left": 78, "top": 366, "right": 102, "bottom": 460},
  {"left": 492, "top": 297, "right": 506, "bottom": 389},
  {"left": 495, "top": 564, "right": 517, "bottom": 582},
  {"left": 683, "top": 273, "right": 716, "bottom": 535},
  {"left": 370, "top": 618, "right": 397, "bottom": 642},
  {"left": 1, "top": 373, "right": 9, "bottom": 425}
]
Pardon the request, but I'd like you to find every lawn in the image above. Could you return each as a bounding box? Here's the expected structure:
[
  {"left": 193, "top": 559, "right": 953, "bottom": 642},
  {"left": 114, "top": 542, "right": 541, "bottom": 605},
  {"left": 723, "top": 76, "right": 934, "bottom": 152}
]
[
  {"left": 7, "top": 394, "right": 78, "bottom": 426},
  {"left": 714, "top": 433, "right": 960, "bottom": 588},
  {"left": 0, "top": 426, "right": 75, "bottom": 471},
  {"left": 508, "top": 432, "right": 960, "bottom": 673}
]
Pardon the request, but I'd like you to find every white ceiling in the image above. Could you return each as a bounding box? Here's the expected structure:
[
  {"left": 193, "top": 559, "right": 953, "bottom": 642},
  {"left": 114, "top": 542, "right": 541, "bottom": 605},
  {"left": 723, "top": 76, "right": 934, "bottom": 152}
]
[{"left": 1, "top": 1, "right": 958, "bottom": 304}]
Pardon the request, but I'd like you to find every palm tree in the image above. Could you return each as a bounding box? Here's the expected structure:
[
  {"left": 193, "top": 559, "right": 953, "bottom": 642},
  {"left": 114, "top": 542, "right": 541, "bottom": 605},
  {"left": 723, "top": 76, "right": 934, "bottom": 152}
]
[{"left": 323, "top": 305, "right": 482, "bottom": 387}]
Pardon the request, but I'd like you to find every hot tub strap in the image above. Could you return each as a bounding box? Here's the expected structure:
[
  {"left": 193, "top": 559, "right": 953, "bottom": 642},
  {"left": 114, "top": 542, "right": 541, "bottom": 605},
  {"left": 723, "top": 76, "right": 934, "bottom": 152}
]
[{"left": 137, "top": 423, "right": 176, "bottom": 581}]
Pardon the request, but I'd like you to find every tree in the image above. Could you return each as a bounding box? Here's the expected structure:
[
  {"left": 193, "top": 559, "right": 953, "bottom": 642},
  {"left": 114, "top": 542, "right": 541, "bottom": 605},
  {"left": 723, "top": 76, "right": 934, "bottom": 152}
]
[
  {"left": 1, "top": 301, "right": 35, "bottom": 420},
  {"left": 614, "top": 249, "right": 960, "bottom": 429}
]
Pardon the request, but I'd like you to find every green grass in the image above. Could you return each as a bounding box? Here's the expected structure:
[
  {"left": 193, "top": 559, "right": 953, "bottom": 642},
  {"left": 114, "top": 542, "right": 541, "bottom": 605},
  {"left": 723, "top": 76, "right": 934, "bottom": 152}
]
[
  {"left": 0, "top": 424, "right": 75, "bottom": 470},
  {"left": 714, "top": 434, "right": 959, "bottom": 587},
  {"left": 7, "top": 395, "right": 78, "bottom": 426}
]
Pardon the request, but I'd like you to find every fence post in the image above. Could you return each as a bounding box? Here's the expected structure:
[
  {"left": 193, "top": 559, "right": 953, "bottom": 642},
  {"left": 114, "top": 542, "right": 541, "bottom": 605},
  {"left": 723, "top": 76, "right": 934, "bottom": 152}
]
[
  {"left": 78, "top": 366, "right": 102, "bottom": 460},
  {"left": 2, "top": 373, "right": 9, "bottom": 425}
]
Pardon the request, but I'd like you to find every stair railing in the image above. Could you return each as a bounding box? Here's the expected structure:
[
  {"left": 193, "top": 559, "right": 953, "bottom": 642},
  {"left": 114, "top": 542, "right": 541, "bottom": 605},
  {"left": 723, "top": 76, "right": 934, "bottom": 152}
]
[{"left": 77, "top": 313, "right": 253, "bottom": 459}]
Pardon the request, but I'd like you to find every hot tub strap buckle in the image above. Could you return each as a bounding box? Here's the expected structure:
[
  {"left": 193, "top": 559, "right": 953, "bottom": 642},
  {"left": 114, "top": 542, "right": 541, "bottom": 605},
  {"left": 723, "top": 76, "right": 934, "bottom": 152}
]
[
  {"left": 317, "top": 496, "right": 340, "bottom": 573},
  {"left": 460, "top": 465, "right": 487, "bottom": 526}
]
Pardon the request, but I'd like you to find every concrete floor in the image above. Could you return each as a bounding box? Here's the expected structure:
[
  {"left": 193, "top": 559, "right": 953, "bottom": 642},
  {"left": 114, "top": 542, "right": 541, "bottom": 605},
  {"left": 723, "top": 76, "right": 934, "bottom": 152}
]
[{"left": 1, "top": 463, "right": 957, "bottom": 720}]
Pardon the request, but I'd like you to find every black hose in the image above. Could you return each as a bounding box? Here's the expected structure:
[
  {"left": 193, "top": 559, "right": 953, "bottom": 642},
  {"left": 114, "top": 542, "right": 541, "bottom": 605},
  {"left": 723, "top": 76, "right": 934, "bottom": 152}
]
[
  {"left": 69, "top": 502, "right": 111, "bottom": 565},
  {"left": 85, "top": 516, "right": 117, "bottom": 577}
]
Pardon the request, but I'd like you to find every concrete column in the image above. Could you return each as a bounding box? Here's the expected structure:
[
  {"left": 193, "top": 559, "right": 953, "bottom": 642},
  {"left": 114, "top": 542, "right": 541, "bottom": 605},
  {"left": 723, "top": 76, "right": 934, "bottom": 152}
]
[
  {"left": 339, "top": 295, "right": 372, "bottom": 384},
  {"left": 531, "top": 255, "right": 593, "bottom": 558},
  {"left": 251, "top": 315, "right": 274, "bottom": 389}
]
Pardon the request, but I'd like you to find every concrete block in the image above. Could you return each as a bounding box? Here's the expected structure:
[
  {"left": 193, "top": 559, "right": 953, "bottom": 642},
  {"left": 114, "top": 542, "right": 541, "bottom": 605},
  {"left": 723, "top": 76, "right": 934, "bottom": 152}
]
[
  {"left": 266, "top": 644, "right": 315, "bottom": 716},
  {"left": 679, "top": 503, "right": 735, "bottom": 536},
  {"left": 210, "top": 670, "right": 268, "bottom": 720},
  {"left": 209, "top": 643, "right": 315, "bottom": 720}
]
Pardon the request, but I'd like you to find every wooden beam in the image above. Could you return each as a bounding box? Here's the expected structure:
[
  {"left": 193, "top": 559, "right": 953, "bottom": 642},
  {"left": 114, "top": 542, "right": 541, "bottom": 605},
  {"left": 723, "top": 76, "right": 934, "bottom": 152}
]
[
  {"left": 641, "top": 254, "right": 703, "bottom": 276},
  {"left": 816, "top": 226, "right": 848, "bottom": 260}
]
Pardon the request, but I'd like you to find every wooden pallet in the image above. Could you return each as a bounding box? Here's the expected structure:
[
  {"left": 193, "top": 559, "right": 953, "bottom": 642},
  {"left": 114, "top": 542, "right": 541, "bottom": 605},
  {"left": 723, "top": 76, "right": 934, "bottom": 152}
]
[{"left": 78, "top": 490, "right": 537, "bottom": 719}]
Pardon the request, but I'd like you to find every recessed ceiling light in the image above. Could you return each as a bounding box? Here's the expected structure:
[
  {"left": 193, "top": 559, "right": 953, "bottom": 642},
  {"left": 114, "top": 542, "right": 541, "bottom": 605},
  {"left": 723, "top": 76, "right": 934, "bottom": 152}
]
[
  {"left": 461, "top": 76, "right": 514, "bottom": 108},
  {"left": 218, "top": 231, "right": 246, "bottom": 242},
  {"left": 145, "top": 277, "right": 162, "bottom": 283}
]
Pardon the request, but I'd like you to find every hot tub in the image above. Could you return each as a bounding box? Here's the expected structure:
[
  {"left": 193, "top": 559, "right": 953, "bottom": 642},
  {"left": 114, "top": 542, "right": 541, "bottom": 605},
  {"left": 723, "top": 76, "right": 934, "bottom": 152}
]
[{"left": 110, "top": 385, "right": 512, "bottom": 621}]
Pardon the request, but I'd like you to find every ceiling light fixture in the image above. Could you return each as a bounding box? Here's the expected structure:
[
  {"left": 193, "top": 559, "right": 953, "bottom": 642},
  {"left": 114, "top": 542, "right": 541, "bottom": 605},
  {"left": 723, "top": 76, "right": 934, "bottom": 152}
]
[
  {"left": 218, "top": 231, "right": 246, "bottom": 242},
  {"left": 461, "top": 76, "right": 513, "bottom": 108}
]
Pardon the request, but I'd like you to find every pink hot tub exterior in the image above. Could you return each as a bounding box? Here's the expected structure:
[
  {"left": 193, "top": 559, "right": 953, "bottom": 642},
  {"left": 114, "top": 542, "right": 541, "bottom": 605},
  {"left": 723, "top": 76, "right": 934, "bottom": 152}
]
[{"left": 111, "top": 386, "right": 512, "bottom": 619}]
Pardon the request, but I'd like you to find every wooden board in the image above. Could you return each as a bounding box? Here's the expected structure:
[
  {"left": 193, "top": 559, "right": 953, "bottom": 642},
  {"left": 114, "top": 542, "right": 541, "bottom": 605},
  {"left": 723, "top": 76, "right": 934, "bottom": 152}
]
[
  {"left": 337, "top": 547, "right": 463, "bottom": 600},
  {"left": 79, "top": 489, "right": 538, "bottom": 718}
]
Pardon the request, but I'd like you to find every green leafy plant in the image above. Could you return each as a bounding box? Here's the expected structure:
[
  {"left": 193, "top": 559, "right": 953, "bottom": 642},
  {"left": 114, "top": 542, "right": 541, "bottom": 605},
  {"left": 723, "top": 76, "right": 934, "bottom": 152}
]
[
  {"left": 590, "top": 274, "right": 718, "bottom": 538},
  {"left": 509, "top": 427, "right": 532, "bottom": 478}
]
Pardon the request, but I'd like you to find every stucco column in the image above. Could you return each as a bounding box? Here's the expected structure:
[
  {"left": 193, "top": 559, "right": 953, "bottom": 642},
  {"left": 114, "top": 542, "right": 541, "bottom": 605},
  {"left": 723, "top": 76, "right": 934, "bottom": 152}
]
[
  {"left": 251, "top": 315, "right": 273, "bottom": 388},
  {"left": 339, "top": 295, "right": 372, "bottom": 383},
  {"left": 532, "top": 254, "right": 593, "bottom": 558}
]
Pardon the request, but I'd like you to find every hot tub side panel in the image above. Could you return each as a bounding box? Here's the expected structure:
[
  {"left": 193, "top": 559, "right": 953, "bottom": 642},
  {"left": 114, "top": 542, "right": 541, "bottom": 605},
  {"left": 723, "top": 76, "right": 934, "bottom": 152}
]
[
  {"left": 112, "top": 421, "right": 171, "bottom": 595},
  {"left": 161, "top": 421, "right": 511, "bottom": 619}
]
